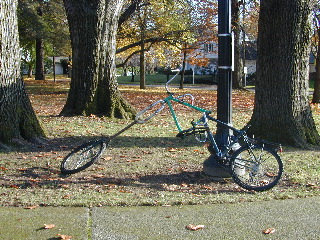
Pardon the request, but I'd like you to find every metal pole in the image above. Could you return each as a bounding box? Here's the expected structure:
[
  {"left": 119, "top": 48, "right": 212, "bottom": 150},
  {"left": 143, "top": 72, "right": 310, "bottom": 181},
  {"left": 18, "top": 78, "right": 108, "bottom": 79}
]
[
  {"left": 203, "top": 0, "right": 233, "bottom": 177},
  {"left": 215, "top": 0, "right": 233, "bottom": 149}
]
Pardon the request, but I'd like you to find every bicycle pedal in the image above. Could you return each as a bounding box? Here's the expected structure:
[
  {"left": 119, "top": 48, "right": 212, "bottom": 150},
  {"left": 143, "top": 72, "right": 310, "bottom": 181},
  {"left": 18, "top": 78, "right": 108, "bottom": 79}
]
[{"left": 176, "top": 129, "right": 194, "bottom": 138}]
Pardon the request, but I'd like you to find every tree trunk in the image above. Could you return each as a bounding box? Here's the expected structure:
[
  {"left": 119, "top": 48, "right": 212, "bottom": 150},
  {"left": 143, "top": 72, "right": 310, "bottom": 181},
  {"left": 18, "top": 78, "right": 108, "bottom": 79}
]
[
  {"left": 231, "top": 0, "right": 243, "bottom": 89},
  {"left": 312, "top": 28, "right": 320, "bottom": 103},
  {"left": 27, "top": 64, "right": 33, "bottom": 78},
  {"left": 140, "top": 40, "right": 146, "bottom": 89},
  {"left": 0, "top": 0, "right": 45, "bottom": 145},
  {"left": 61, "top": 0, "right": 136, "bottom": 118},
  {"left": 250, "top": 0, "right": 320, "bottom": 148},
  {"left": 180, "top": 49, "right": 187, "bottom": 89},
  {"left": 35, "top": 5, "right": 45, "bottom": 80},
  {"left": 139, "top": 7, "right": 146, "bottom": 90}
]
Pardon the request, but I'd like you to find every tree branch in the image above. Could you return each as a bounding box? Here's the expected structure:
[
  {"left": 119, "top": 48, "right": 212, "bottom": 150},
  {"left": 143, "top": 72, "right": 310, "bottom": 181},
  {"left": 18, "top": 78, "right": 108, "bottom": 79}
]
[{"left": 118, "top": 0, "right": 150, "bottom": 27}]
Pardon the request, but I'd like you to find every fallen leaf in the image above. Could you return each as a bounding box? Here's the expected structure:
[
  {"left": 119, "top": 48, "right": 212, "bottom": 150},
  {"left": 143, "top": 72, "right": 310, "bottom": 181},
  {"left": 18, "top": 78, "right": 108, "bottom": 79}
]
[
  {"left": 0, "top": 166, "right": 8, "bottom": 170},
  {"left": 24, "top": 205, "right": 39, "bottom": 210},
  {"left": 142, "top": 150, "right": 153, "bottom": 154},
  {"left": 119, "top": 190, "right": 133, "bottom": 193},
  {"left": 44, "top": 224, "right": 56, "bottom": 229},
  {"left": 186, "top": 224, "right": 206, "bottom": 231},
  {"left": 167, "top": 147, "right": 177, "bottom": 152},
  {"left": 262, "top": 228, "right": 276, "bottom": 234},
  {"left": 126, "top": 159, "right": 142, "bottom": 162},
  {"left": 57, "top": 234, "right": 73, "bottom": 240},
  {"left": 91, "top": 174, "right": 105, "bottom": 178},
  {"left": 265, "top": 172, "right": 277, "bottom": 177}
]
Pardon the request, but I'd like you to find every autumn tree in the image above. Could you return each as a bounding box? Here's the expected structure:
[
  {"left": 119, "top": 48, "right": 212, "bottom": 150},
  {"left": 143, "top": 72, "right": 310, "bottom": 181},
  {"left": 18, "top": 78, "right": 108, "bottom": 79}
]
[
  {"left": 116, "top": 0, "right": 195, "bottom": 89},
  {"left": 0, "top": 0, "right": 45, "bottom": 146},
  {"left": 250, "top": 0, "right": 320, "bottom": 148},
  {"left": 60, "top": 0, "right": 138, "bottom": 118},
  {"left": 18, "top": 0, "right": 70, "bottom": 78}
]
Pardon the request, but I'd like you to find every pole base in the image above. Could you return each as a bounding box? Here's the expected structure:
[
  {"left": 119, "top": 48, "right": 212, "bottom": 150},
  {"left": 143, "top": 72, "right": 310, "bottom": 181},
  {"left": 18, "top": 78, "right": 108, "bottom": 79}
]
[{"left": 202, "top": 155, "right": 231, "bottom": 179}]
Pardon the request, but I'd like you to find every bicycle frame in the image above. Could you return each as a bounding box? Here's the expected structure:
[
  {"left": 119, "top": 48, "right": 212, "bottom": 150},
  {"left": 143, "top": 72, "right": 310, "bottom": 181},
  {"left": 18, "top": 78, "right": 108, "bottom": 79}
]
[
  {"left": 165, "top": 94, "right": 210, "bottom": 132},
  {"left": 136, "top": 92, "right": 250, "bottom": 159}
]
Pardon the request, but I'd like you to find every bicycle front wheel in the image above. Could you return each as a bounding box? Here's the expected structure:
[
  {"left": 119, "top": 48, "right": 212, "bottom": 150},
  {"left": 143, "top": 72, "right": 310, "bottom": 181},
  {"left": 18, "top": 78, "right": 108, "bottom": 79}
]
[
  {"left": 60, "top": 139, "right": 107, "bottom": 174},
  {"left": 230, "top": 145, "right": 283, "bottom": 191}
]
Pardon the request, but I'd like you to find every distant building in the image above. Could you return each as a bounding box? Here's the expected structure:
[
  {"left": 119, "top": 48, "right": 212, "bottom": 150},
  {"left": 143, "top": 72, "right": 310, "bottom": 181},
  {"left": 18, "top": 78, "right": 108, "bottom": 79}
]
[{"left": 185, "top": 41, "right": 315, "bottom": 75}]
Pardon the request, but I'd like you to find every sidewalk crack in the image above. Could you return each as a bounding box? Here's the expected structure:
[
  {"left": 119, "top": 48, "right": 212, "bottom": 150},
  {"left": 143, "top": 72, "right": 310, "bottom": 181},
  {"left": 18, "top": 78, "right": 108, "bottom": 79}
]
[{"left": 87, "top": 207, "right": 93, "bottom": 240}]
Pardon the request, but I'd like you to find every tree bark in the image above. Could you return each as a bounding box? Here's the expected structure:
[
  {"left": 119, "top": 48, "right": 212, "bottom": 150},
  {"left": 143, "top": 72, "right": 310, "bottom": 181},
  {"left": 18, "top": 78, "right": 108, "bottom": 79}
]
[
  {"left": 250, "top": 0, "right": 320, "bottom": 148},
  {"left": 35, "top": 4, "right": 45, "bottom": 80},
  {"left": 231, "top": 0, "right": 243, "bottom": 89},
  {"left": 140, "top": 40, "right": 146, "bottom": 89},
  {"left": 61, "top": 0, "right": 136, "bottom": 118},
  {"left": 0, "top": 0, "right": 45, "bottom": 145},
  {"left": 312, "top": 28, "right": 320, "bottom": 103}
]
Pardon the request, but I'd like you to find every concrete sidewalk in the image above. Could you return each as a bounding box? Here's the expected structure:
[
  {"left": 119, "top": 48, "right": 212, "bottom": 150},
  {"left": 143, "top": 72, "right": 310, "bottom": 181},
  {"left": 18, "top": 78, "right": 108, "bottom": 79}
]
[{"left": 0, "top": 197, "right": 319, "bottom": 240}]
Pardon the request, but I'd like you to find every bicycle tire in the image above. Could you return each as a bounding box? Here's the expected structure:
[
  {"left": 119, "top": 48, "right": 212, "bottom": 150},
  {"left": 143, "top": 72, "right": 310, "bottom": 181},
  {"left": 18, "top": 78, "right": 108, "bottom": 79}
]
[
  {"left": 60, "top": 139, "right": 107, "bottom": 174},
  {"left": 230, "top": 145, "right": 283, "bottom": 191}
]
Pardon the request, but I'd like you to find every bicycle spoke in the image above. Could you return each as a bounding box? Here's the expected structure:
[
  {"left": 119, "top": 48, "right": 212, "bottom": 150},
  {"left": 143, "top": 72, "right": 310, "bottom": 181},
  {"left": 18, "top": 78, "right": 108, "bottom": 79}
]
[
  {"left": 61, "top": 140, "right": 106, "bottom": 174},
  {"left": 231, "top": 145, "right": 283, "bottom": 191}
]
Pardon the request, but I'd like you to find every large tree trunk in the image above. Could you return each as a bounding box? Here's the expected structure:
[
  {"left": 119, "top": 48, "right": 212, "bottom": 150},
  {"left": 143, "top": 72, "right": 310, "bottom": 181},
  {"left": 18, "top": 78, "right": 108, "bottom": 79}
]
[
  {"left": 61, "top": 0, "right": 136, "bottom": 118},
  {"left": 250, "top": 0, "right": 320, "bottom": 148},
  {"left": 0, "top": 0, "right": 45, "bottom": 145}
]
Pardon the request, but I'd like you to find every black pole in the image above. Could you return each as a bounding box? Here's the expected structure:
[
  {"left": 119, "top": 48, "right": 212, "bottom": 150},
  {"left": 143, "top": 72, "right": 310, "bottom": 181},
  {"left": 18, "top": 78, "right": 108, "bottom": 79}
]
[
  {"left": 215, "top": 0, "right": 233, "bottom": 149},
  {"left": 203, "top": 0, "right": 233, "bottom": 177}
]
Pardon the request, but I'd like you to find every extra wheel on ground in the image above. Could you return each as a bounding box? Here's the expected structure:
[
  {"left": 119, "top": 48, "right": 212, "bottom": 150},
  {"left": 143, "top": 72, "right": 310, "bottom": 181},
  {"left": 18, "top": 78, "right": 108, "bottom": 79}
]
[{"left": 60, "top": 139, "right": 107, "bottom": 174}]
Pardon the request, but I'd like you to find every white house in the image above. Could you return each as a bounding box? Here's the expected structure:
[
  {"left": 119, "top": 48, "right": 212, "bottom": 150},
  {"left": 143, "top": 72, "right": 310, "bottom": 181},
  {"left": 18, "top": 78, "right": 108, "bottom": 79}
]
[
  {"left": 185, "top": 42, "right": 257, "bottom": 75},
  {"left": 52, "top": 56, "right": 69, "bottom": 75}
]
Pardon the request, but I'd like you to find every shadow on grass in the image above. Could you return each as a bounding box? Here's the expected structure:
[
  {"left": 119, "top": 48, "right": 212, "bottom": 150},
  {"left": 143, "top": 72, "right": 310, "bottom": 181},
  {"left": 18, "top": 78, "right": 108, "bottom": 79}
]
[
  {"left": 5, "top": 163, "right": 250, "bottom": 195},
  {"left": 1, "top": 135, "right": 249, "bottom": 194},
  {"left": 2, "top": 135, "right": 202, "bottom": 153}
]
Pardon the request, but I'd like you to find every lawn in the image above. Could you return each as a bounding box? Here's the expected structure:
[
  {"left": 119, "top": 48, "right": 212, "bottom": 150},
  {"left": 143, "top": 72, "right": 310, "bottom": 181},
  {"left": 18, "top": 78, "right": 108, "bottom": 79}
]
[{"left": 0, "top": 77, "right": 319, "bottom": 207}]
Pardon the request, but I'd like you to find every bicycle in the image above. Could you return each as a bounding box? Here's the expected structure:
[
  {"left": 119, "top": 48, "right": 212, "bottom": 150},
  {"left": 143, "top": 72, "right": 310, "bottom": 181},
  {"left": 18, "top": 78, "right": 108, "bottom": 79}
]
[{"left": 61, "top": 71, "right": 283, "bottom": 192}]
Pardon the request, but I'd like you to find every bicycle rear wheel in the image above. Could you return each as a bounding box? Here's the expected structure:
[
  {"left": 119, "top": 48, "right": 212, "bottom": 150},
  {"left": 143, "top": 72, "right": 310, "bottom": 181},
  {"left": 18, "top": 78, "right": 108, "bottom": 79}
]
[
  {"left": 60, "top": 139, "right": 107, "bottom": 174},
  {"left": 230, "top": 145, "right": 283, "bottom": 191}
]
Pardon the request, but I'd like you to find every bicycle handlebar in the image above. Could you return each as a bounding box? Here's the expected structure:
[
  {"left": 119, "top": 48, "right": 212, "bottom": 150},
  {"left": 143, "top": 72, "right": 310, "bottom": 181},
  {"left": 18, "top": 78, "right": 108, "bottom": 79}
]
[{"left": 135, "top": 100, "right": 166, "bottom": 124}]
